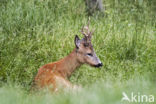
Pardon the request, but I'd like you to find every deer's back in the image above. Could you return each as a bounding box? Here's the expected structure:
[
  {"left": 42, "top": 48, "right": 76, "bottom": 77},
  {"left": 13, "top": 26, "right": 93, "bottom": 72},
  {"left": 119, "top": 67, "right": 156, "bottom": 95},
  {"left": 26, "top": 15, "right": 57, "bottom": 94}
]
[{"left": 32, "top": 62, "right": 61, "bottom": 90}]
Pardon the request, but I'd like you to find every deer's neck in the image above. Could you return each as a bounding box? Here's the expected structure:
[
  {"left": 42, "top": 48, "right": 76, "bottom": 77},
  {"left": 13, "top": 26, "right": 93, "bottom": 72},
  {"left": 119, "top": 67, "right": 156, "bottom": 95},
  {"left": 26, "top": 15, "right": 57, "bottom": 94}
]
[{"left": 57, "top": 49, "right": 82, "bottom": 78}]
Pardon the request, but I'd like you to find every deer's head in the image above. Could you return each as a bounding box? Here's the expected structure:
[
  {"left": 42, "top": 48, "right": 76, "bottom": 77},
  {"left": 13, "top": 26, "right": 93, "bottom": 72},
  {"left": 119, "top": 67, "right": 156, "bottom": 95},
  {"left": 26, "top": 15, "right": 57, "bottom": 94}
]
[{"left": 74, "top": 24, "right": 102, "bottom": 68}]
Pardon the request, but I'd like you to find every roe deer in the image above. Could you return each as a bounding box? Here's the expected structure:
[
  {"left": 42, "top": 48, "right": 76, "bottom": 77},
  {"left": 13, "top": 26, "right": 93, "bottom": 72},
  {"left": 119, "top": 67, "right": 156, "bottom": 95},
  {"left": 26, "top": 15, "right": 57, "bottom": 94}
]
[{"left": 31, "top": 24, "right": 103, "bottom": 92}]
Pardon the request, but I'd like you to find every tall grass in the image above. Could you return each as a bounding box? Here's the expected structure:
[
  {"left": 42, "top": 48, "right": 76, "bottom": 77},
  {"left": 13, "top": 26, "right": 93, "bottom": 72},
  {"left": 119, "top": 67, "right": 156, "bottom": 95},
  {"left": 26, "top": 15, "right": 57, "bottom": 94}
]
[{"left": 0, "top": 0, "right": 155, "bottom": 103}]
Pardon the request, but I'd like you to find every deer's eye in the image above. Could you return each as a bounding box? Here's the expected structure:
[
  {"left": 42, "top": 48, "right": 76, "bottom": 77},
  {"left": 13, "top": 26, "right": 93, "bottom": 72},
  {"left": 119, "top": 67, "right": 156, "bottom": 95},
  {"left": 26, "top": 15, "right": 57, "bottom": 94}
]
[{"left": 87, "top": 53, "right": 93, "bottom": 57}]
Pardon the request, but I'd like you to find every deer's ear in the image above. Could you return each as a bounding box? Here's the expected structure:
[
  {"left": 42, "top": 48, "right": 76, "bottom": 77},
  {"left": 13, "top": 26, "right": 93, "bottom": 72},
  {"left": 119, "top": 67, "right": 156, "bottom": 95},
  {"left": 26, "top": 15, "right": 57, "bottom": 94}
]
[{"left": 75, "top": 35, "right": 80, "bottom": 49}]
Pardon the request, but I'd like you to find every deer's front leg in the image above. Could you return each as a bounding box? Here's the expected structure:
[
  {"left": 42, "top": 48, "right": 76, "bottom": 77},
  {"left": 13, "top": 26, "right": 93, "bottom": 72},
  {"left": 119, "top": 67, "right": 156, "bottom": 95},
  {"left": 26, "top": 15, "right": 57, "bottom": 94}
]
[{"left": 54, "top": 75, "right": 81, "bottom": 91}]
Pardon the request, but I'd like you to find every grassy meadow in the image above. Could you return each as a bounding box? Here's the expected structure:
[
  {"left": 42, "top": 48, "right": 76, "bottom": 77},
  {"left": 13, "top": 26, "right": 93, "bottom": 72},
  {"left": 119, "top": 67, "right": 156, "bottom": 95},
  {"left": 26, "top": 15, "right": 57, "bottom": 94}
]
[{"left": 0, "top": 0, "right": 156, "bottom": 104}]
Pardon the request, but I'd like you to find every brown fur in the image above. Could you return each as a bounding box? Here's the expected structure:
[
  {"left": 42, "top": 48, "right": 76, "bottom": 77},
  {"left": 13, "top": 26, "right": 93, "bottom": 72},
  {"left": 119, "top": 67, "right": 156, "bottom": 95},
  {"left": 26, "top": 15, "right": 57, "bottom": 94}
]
[{"left": 31, "top": 49, "right": 82, "bottom": 91}]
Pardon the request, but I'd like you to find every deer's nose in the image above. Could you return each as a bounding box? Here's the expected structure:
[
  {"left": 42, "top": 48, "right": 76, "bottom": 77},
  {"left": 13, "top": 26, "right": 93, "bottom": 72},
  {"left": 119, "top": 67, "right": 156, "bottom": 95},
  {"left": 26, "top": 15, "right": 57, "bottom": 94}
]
[
  {"left": 95, "top": 63, "right": 103, "bottom": 67},
  {"left": 97, "top": 63, "right": 103, "bottom": 67}
]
